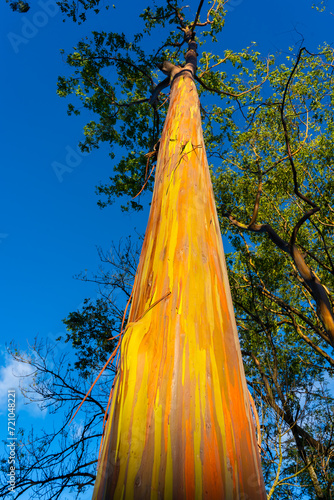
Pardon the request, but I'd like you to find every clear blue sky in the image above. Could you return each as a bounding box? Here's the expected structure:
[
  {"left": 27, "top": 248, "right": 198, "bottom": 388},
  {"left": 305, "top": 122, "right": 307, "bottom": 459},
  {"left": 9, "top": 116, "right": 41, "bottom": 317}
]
[{"left": 0, "top": 0, "right": 333, "bottom": 498}]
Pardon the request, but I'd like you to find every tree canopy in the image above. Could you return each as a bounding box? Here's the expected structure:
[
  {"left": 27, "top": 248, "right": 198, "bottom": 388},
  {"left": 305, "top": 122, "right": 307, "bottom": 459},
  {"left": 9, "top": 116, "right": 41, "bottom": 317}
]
[{"left": 2, "top": 1, "right": 334, "bottom": 498}]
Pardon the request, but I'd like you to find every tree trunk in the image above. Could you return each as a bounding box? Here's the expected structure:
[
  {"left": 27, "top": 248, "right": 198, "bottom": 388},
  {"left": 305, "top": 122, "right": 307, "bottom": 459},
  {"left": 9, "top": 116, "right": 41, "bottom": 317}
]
[{"left": 92, "top": 67, "right": 266, "bottom": 499}]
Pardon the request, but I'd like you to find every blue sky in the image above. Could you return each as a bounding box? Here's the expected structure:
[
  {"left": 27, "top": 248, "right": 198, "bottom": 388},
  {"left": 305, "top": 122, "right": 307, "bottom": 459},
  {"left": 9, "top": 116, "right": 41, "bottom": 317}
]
[{"left": 1, "top": 0, "right": 333, "bottom": 498}]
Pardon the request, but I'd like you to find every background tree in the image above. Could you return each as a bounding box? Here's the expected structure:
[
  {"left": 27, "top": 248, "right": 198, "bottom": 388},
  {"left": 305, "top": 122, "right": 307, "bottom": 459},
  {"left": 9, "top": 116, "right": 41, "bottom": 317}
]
[
  {"left": 0, "top": 240, "right": 140, "bottom": 499},
  {"left": 2, "top": 0, "right": 334, "bottom": 498},
  {"left": 213, "top": 45, "right": 334, "bottom": 498}
]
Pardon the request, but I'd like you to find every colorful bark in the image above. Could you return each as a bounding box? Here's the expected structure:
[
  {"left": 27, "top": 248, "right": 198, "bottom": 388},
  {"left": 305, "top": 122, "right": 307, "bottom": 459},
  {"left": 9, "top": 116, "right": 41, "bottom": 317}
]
[{"left": 92, "top": 70, "right": 266, "bottom": 499}]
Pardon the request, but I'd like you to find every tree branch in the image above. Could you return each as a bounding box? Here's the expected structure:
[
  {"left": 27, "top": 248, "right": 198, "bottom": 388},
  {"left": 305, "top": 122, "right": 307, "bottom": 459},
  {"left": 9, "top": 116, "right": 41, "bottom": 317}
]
[
  {"left": 191, "top": 0, "right": 205, "bottom": 35},
  {"left": 279, "top": 47, "right": 320, "bottom": 248},
  {"left": 195, "top": 57, "right": 270, "bottom": 98},
  {"left": 223, "top": 210, "right": 334, "bottom": 346},
  {"left": 243, "top": 351, "right": 328, "bottom": 455},
  {"left": 149, "top": 76, "right": 171, "bottom": 105}
]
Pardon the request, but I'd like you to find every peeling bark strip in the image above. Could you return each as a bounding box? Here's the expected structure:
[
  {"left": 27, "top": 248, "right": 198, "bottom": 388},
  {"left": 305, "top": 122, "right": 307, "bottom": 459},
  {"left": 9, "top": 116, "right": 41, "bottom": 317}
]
[{"left": 92, "top": 65, "right": 265, "bottom": 499}]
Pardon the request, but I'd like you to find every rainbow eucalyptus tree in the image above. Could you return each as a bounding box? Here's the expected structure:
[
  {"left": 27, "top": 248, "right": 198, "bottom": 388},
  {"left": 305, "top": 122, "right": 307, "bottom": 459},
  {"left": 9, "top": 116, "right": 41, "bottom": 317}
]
[
  {"left": 91, "top": 20, "right": 265, "bottom": 499},
  {"left": 2, "top": 0, "right": 334, "bottom": 499},
  {"left": 56, "top": 0, "right": 334, "bottom": 499},
  {"left": 58, "top": 0, "right": 265, "bottom": 497}
]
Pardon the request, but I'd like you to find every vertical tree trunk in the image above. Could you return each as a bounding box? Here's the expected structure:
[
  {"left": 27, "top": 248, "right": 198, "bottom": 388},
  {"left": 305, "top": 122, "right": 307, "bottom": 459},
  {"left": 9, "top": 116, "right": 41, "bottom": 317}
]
[{"left": 92, "top": 68, "right": 266, "bottom": 499}]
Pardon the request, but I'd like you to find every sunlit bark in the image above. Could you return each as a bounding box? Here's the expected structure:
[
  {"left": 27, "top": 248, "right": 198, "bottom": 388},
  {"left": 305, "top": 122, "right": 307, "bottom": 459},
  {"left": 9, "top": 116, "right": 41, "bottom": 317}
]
[{"left": 92, "top": 65, "right": 266, "bottom": 499}]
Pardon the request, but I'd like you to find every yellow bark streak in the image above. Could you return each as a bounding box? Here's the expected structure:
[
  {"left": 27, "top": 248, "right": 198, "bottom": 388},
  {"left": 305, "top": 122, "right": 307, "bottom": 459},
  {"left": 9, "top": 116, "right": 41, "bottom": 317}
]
[
  {"left": 165, "top": 425, "right": 173, "bottom": 498},
  {"left": 92, "top": 72, "right": 266, "bottom": 499}
]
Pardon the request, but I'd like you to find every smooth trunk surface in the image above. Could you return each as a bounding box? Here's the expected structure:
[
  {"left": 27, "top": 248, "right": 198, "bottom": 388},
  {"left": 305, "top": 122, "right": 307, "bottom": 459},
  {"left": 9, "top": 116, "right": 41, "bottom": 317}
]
[{"left": 92, "top": 71, "right": 266, "bottom": 499}]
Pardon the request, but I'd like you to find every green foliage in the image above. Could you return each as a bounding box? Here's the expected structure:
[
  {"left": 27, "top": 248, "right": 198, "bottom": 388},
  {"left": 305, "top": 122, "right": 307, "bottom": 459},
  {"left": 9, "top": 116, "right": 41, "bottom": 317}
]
[
  {"left": 57, "top": 0, "right": 105, "bottom": 23},
  {"left": 312, "top": 0, "right": 328, "bottom": 12},
  {"left": 62, "top": 298, "right": 118, "bottom": 378},
  {"left": 6, "top": 1, "right": 30, "bottom": 13},
  {"left": 5, "top": 0, "right": 110, "bottom": 20},
  {"left": 57, "top": 28, "right": 170, "bottom": 209}
]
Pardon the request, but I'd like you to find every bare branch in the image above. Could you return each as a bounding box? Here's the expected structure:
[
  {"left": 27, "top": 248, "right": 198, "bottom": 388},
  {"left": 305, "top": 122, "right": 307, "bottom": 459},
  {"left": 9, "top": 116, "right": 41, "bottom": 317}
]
[{"left": 191, "top": 0, "right": 205, "bottom": 35}]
